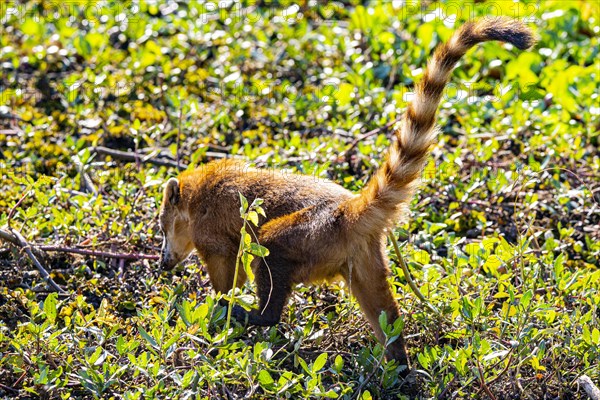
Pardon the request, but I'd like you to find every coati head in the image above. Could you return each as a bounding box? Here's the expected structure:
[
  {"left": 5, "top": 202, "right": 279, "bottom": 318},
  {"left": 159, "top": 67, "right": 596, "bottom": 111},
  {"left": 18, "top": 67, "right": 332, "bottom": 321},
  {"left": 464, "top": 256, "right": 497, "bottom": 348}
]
[{"left": 158, "top": 178, "right": 194, "bottom": 270}]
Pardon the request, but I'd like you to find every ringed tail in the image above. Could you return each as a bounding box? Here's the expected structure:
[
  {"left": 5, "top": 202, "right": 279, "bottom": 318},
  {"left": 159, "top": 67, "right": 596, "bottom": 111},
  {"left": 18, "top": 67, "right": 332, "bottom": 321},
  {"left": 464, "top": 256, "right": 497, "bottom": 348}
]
[{"left": 341, "top": 17, "right": 536, "bottom": 234}]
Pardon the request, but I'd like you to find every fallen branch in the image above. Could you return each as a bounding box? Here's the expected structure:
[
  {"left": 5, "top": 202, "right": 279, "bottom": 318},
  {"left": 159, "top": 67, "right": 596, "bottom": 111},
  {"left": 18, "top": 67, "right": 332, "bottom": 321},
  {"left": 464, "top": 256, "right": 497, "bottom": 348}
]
[
  {"left": 92, "top": 146, "right": 241, "bottom": 170},
  {"left": 38, "top": 245, "right": 159, "bottom": 261},
  {"left": 578, "top": 375, "right": 600, "bottom": 400},
  {"left": 1, "top": 228, "right": 159, "bottom": 281},
  {"left": 0, "top": 383, "right": 18, "bottom": 394},
  {"left": 0, "top": 129, "right": 22, "bottom": 135},
  {"left": 93, "top": 146, "right": 186, "bottom": 169},
  {"left": 1, "top": 228, "right": 158, "bottom": 261},
  {"left": 0, "top": 112, "right": 33, "bottom": 124},
  {"left": 0, "top": 228, "right": 19, "bottom": 246},
  {"left": 3, "top": 228, "right": 66, "bottom": 294}
]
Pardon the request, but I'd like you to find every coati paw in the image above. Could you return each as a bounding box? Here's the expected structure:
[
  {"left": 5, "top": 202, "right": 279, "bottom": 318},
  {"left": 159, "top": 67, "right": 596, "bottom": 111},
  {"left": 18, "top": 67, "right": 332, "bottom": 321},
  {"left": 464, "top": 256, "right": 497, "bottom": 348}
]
[
  {"left": 231, "top": 305, "right": 250, "bottom": 326},
  {"left": 398, "top": 364, "right": 411, "bottom": 379}
]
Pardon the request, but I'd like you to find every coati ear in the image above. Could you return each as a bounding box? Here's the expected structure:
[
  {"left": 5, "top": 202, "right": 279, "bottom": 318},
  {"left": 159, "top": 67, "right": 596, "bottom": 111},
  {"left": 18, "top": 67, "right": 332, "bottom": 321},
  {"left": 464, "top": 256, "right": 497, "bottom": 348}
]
[{"left": 164, "top": 178, "right": 180, "bottom": 206}]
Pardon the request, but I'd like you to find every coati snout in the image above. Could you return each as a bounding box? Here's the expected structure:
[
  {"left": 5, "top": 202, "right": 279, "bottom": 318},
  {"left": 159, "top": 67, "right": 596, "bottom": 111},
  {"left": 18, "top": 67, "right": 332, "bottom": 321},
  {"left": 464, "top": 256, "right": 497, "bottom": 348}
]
[
  {"left": 158, "top": 178, "right": 194, "bottom": 270},
  {"left": 157, "top": 17, "right": 536, "bottom": 374}
]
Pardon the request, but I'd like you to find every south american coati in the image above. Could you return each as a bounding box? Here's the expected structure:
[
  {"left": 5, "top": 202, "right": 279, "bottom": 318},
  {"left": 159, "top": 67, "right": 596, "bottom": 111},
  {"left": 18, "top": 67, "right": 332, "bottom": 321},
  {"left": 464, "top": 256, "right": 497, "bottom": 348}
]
[{"left": 158, "top": 17, "right": 536, "bottom": 372}]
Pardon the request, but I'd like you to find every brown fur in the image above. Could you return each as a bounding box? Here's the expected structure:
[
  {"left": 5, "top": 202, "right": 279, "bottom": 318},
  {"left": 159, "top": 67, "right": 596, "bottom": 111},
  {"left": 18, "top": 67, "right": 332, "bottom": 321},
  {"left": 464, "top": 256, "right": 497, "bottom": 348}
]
[{"left": 158, "top": 17, "right": 535, "bottom": 373}]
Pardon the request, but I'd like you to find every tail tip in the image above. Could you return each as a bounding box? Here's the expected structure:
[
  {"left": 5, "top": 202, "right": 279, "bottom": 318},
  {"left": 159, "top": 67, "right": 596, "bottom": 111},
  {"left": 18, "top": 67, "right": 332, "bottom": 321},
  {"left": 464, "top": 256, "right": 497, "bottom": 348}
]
[
  {"left": 510, "top": 26, "right": 538, "bottom": 50},
  {"left": 480, "top": 16, "right": 539, "bottom": 50}
]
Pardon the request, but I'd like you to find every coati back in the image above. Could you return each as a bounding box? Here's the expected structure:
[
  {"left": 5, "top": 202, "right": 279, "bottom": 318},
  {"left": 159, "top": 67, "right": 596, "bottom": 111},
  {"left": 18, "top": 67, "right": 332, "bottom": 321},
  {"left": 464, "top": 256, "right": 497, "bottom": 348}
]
[{"left": 158, "top": 17, "right": 536, "bottom": 374}]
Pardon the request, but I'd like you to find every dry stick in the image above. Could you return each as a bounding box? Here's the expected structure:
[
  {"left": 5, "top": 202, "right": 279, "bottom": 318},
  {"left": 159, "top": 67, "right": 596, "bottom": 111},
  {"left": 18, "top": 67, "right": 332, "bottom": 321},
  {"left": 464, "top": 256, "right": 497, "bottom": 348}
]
[
  {"left": 1, "top": 228, "right": 158, "bottom": 261},
  {"left": 388, "top": 232, "right": 440, "bottom": 316},
  {"left": 0, "top": 129, "right": 21, "bottom": 135},
  {"left": 0, "top": 228, "right": 20, "bottom": 246},
  {"left": 74, "top": 157, "right": 98, "bottom": 196},
  {"left": 477, "top": 358, "right": 498, "bottom": 400},
  {"left": 93, "top": 146, "right": 187, "bottom": 170},
  {"left": 0, "top": 383, "right": 18, "bottom": 393},
  {"left": 578, "top": 375, "right": 600, "bottom": 400},
  {"left": 7, "top": 189, "right": 32, "bottom": 228},
  {"left": 38, "top": 245, "right": 159, "bottom": 260},
  {"left": 92, "top": 146, "right": 240, "bottom": 170},
  {"left": 437, "top": 375, "right": 457, "bottom": 400},
  {"left": 0, "top": 112, "right": 32, "bottom": 124},
  {"left": 343, "top": 117, "right": 403, "bottom": 157},
  {"left": 5, "top": 228, "right": 66, "bottom": 294},
  {"left": 118, "top": 258, "right": 126, "bottom": 282},
  {"left": 477, "top": 352, "right": 515, "bottom": 394},
  {"left": 352, "top": 351, "right": 387, "bottom": 400}
]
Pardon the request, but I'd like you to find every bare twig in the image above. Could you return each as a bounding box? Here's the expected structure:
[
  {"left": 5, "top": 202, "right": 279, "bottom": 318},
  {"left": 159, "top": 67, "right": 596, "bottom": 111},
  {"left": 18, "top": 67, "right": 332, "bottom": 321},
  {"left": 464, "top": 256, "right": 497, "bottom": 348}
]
[
  {"left": 81, "top": 172, "right": 98, "bottom": 195},
  {"left": 388, "top": 232, "right": 440, "bottom": 316},
  {"left": 0, "top": 383, "right": 18, "bottom": 393},
  {"left": 38, "top": 244, "right": 159, "bottom": 261},
  {"left": 437, "top": 375, "right": 457, "bottom": 399},
  {"left": 118, "top": 258, "right": 126, "bottom": 282},
  {"left": 4, "top": 228, "right": 66, "bottom": 294},
  {"left": 93, "top": 146, "right": 186, "bottom": 169},
  {"left": 477, "top": 358, "right": 497, "bottom": 400},
  {"left": 352, "top": 352, "right": 387, "bottom": 400},
  {"left": 7, "top": 190, "right": 32, "bottom": 228},
  {"left": 92, "top": 146, "right": 240, "bottom": 170},
  {"left": 0, "top": 227, "right": 20, "bottom": 246},
  {"left": 0, "top": 112, "right": 33, "bottom": 124},
  {"left": 0, "top": 129, "right": 22, "bottom": 135},
  {"left": 343, "top": 117, "right": 403, "bottom": 157},
  {"left": 74, "top": 157, "right": 98, "bottom": 195},
  {"left": 1, "top": 227, "right": 158, "bottom": 262},
  {"left": 478, "top": 352, "right": 515, "bottom": 392}
]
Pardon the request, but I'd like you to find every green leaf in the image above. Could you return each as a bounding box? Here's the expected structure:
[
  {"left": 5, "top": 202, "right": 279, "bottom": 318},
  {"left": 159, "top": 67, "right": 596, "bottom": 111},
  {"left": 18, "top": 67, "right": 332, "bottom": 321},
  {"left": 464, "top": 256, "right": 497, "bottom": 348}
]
[
  {"left": 257, "top": 369, "right": 274, "bottom": 387},
  {"left": 43, "top": 293, "right": 58, "bottom": 323},
  {"left": 378, "top": 310, "right": 388, "bottom": 332},
  {"left": 333, "top": 355, "right": 344, "bottom": 373},
  {"left": 312, "top": 352, "right": 327, "bottom": 372},
  {"left": 247, "top": 211, "right": 259, "bottom": 226},
  {"left": 592, "top": 328, "right": 600, "bottom": 345},
  {"left": 242, "top": 252, "right": 255, "bottom": 282},
  {"left": 333, "top": 83, "right": 354, "bottom": 107},
  {"left": 138, "top": 327, "right": 159, "bottom": 350},
  {"left": 248, "top": 243, "right": 269, "bottom": 257},
  {"left": 116, "top": 336, "right": 126, "bottom": 355},
  {"left": 21, "top": 18, "right": 43, "bottom": 37},
  {"left": 239, "top": 193, "right": 249, "bottom": 215},
  {"left": 74, "top": 35, "right": 92, "bottom": 58},
  {"left": 520, "top": 290, "right": 533, "bottom": 310},
  {"left": 177, "top": 301, "right": 192, "bottom": 327}
]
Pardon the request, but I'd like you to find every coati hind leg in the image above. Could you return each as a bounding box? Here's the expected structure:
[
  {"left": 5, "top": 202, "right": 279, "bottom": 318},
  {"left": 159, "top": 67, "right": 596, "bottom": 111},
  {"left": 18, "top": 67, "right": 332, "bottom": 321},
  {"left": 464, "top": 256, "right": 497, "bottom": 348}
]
[
  {"left": 232, "top": 204, "right": 328, "bottom": 327},
  {"left": 346, "top": 241, "right": 410, "bottom": 371},
  {"left": 232, "top": 254, "right": 294, "bottom": 327}
]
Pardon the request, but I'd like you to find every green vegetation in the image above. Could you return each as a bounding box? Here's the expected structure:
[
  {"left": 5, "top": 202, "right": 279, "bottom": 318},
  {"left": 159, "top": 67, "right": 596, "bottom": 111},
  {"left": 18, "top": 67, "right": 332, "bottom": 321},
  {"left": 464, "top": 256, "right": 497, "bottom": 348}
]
[{"left": 0, "top": 1, "right": 598, "bottom": 398}]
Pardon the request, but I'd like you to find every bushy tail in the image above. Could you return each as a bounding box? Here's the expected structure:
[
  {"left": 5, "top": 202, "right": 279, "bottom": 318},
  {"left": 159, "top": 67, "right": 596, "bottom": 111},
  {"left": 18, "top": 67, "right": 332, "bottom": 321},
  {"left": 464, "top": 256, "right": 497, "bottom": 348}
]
[{"left": 341, "top": 17, "right": 536, "bottom": 234}]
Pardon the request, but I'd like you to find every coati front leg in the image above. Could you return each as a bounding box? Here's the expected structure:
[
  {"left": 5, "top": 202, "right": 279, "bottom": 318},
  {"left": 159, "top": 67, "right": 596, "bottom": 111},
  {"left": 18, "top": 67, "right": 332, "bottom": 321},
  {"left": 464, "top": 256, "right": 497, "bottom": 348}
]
[
  {"left": 232, "top": 254, "right": 294, "bottom": 327},
  {"left": 205, "top": 253, "right": 247, "bottom": 294}
]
